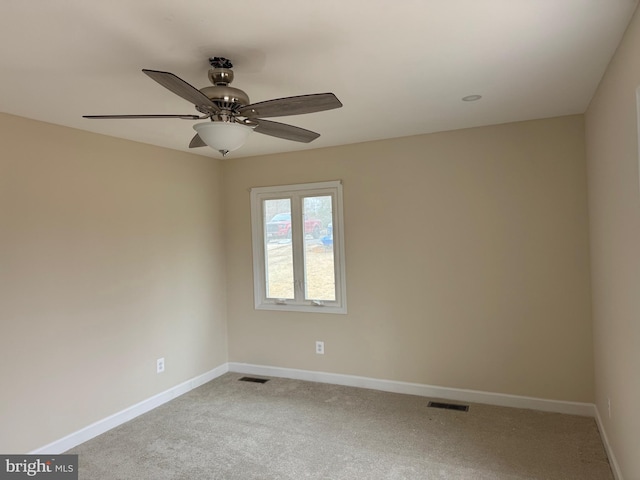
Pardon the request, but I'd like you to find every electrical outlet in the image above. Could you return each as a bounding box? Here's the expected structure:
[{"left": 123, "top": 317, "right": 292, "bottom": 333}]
[
  {"left": 157, "top": 357, "right": 165, "bottom": 374},
  {"left": 315, "top": 341, "right": 324, "bottom": 355}
]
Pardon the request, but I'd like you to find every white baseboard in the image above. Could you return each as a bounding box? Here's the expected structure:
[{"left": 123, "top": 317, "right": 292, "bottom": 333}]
[
  {"left": 31, "top": 361, "right": 599, "bottom": 458},
  {"left": 228, "top": 362, "right": 596, "bottom": 417},
  {"left": 594, "top": 406, "right": 623, "bottom": 480},
  {"left": 30, "top": 363, "right": 229, "bottom": 455}
]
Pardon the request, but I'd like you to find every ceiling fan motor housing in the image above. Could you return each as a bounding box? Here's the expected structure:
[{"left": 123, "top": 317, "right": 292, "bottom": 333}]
[
  {"left": 201, "top": 57, "right": 250, "bottom": 113},
  {"left": 200, "top": 84, "right": 250, "bottom": 110}
]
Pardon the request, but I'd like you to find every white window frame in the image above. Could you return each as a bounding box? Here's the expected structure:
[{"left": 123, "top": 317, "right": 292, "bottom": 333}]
[{"left": 250, "top": 180, "right": 347, "bottom": 314}]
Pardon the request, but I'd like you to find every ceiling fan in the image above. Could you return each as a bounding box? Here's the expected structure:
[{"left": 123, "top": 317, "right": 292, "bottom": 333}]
[{"left": 84, "top": 57, "right": 343, "bottom": 156}]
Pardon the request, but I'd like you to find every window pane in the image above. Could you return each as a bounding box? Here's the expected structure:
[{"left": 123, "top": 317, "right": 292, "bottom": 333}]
[
  {"left": 303, "top": 195, "right": 336, "bottom": 301},
  {"left": 264, "top": 199, "right": 294, "bottom": 299}
]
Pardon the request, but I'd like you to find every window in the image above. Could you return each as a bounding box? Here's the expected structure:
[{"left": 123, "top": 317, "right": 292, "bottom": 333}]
[{"left": 250, "top": 180, "right": 347, "bottom": 314}]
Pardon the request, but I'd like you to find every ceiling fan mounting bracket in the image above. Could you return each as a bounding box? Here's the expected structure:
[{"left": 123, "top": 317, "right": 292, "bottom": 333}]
[{"left": 208, "top": 57, "right": 233, "bottom": 69}]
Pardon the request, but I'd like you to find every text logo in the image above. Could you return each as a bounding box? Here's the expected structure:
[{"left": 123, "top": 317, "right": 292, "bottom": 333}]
[{"left": 0, "top": 456, "right": 77, "bottom": 479}]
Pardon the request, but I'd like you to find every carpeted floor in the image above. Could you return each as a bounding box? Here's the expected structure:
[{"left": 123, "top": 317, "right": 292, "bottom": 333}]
[{"left": 68, "top": 372, "right": 613, "bottom": 479}]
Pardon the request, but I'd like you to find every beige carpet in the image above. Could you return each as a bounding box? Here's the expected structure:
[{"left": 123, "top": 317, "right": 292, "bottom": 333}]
[{"left": 68, "top": 372, "right": 613, "bottom": 479}]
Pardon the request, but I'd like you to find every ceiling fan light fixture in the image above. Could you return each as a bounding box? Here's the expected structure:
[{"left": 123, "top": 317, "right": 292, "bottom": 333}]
[{"left": 193, "top": 121, "right": 253, "bottom": 156}]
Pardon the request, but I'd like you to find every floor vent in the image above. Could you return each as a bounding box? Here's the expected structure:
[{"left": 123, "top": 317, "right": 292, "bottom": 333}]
[
  {"left": 238, "top": 376, "right": 270, "bottom": 384},
  {"left": 428, "top": 401, "right": 469, "bottom": 412}
]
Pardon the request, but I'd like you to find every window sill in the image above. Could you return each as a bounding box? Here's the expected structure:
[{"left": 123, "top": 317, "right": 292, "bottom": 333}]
[{"left": 255, "top": 302, "right": 347, "bottom": 315}]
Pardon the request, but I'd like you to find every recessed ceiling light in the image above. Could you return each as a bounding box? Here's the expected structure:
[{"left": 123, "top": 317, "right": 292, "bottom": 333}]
[{"left": 462, "top": 95, "right": 482, "bottom": 102}]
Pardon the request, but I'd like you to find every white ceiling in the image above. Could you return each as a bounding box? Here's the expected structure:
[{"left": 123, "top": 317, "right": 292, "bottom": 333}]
[{"left": 0, "top": 0, "right": 637, "bottom": 159}]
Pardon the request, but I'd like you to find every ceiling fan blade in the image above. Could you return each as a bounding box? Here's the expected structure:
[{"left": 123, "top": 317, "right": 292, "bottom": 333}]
[
  {"left": 253, "top": 119, "right": 320, "bottom": 143},
  {"left": 189, "top": 133, "right": 207, "bottom": 148},
  {"left": 142, "top": 69, "right": 220, "bottom": 114},
  {"left": 239, "top": 93, "right": 342, "bottom": 118},
  {"left": 83, "top": 114, "right": 202, "bottom": 119}
]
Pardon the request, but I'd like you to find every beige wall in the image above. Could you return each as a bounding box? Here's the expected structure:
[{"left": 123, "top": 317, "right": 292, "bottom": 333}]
[
  {"left": 224, "top": 115, "right": 594, "bottom": 403},
  {"left": 585, "top": 4, "right": 640, "bottom": 478},
  {"left": 0, "top": 113, "right": 228, "bottom": 453},
  {"left": 0, "top": 110, "right": 598, "bottom": 455}
]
